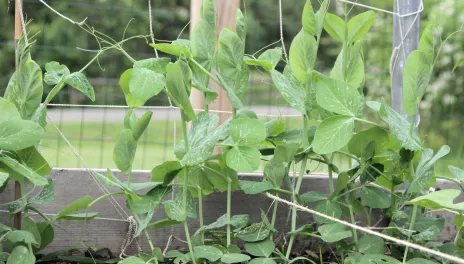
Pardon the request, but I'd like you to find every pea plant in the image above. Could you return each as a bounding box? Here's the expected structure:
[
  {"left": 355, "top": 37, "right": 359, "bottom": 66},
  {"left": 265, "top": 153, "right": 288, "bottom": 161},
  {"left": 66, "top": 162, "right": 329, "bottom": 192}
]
[
  {"left": 0, "top": 36, "right": 101, "bottom": 263},
  {"left": 70, "top": 0, "right": 464, "bottom": 263}
]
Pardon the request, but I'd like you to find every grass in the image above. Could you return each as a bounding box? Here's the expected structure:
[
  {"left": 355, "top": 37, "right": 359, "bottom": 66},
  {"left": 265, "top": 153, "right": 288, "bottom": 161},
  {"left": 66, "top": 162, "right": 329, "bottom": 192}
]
[
  {"left": 39, "top": 114, "right": 463, "bottom": 179},
  {"left": 40, "top": 120, "right": 182, "bottom": 170}
]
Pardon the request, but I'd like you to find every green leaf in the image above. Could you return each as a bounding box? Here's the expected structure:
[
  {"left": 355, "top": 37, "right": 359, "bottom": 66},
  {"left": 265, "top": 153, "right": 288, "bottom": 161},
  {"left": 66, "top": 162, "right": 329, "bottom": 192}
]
[
  {"left": 407, "top": 259, "right": 438, "bottom": 264},
  {"left": 30, "top": 178, "right": 54, "bottom": 205},
  {"left": 230, "top": 118, "right": 266, "bottom": 146},
  {"left": 348, "top": 127, "right": 389, "bottom": 158},
  {"left": 35, "top": 222, "right": 54, "bottom": 251},
  {"left": 163, "top": 190, "right": 197, "bottom": 222},
  {"left": 318, "top": 223, "right": 352, "bottom": 243},
  {"left": 316, "top": 78, "right": 360, "bottom": 116},
  {"left": 453, "top": 56, "right": 464, "bottom": 72},
  {"left": 113, "top": 129, "right": 137, "bottom": 174},
  {"left": 358, "top": 235, "right": 385, "bottom": 255},
  {"left": 313, "top": 200, "right": 342, "bottom": 224},
  {"left": 118, "top": 256, "right": 145, "bottom": 264},
  {"left": 7, "top": 246, "right": 35, "bottom": 264},
  {"left": 191, "top": 19, "right": 216, "bottom": 92},
  {"left": 299, "top": 191, "right": 327, "bottom": 204},
  {"left": 402, "top": 50, "right": 432, "bottom": 115},
  {"left": 4, "top": 59, "right": 43, "bottom": 119},
  {"left": 55, "top": 196, "right": 93, "bottom": 220},
  {"left": 244, "top": 48, "right": 282, "bottom": 71},
  {"left": 236, "top": 9, "right": 246, "bottom": 40},
  {"left": 226, "top": 146, "right": 261, "bottom": 172},
  {"left": 200, "top": 0, "right": 215, "bottom": 28},
  {"left": 166, "top": 60, "right": 195, "bottom": 121},
  {"left": 409, "top": 145, "right": 450, "bottom": 193},
  {"left": 180, "top": 115, "right": 229, "bottom": 166},
  {"left": 193, "top": 246, "right": 223, "bottom": 262},
  {"left": 359, "top": 254, "right": 400, "bottom": 264},
  {"left": 150, "top": 218, "right": 181, "bottom": 231},
  {"left": 239, "top": 180, "right": 274, "bottom": 195},
  {"left": 205, "top": 214, "right": 250, "bottom": 230},
  {"left": 58, "top": 213, "right": 99, "bottom": 222},
  {"left": 7, "top": 231, "right": 39, "bottom": 247},
  {"left": 216, "top": 28, "right": 249, "bottom": 108},
  {"left": 133, "top": 58, "right": 171, "bottom": 74},
  {"left": 151, "top": 160, "right": 182, "bottom": 184},
  {"left": 375, "top": 99, "right": 422, "bottom": 151},
  {"left": 406, "top": 189, "right": 464, "bottom": 211},
  {"left": 289, "top": 30, "right": 317, "bottom": 84},
  {"left": 119, "top": 69, "right": 145, "bottom": 108},
  {"left": 270, "top": 69, "right": 306, "bottom": 114},
  {"left": 0, "top": 172, "right": 8, "bottom": 188},
  {"left": 447, "top": 165, "right": 464, "bottom": 183},
  {"left": 0, "top": 120, "right": 44, "bottom": 151},
  {"left": 330, "top": 44, "right": 365, "bottom": 88},
  {"left": 330, "top": 172, "right": 349, "bottom": 198},
  {"left": 323, "top": 13, "right": 346, "bottom": 42},
  {"left": 347, "top": 11, "right": 375, "bottom": 44},
  {"left": 313, "top": 115, "right": 354, "bottom": 154},
  {"left": 131, "top": 111, "right": 153, "bottom": 140},
  {"left": 221, "top": 253, "right": 251, "bottom": 263},
  {"left": 249, "top": 258, "right": 277, "bottom": 264},
  {"left": 264, "top": 119, "right": 285, "bottom": 137},
  {"left": 315, "top": 0, "right": 330, "bottom": 35},
  {"left": 236, "top": 223, "right": 270, "bottom": 242},
  {"left": 63, "top": 72, "right": 96, "bottom": 102},
  {"left": 244, "top": 238, "right": 275, "bottom": 257},
  {"left": 0, "top": 156, "right": 47, "bottom": 185},
  {"left": 418, "top": 24, "right": 436, "bottom": 63},
  {"left": 150, "top": 42, "right": 191, "bottom": 57},
  {"left": 22, "top": 216, "right": 41, "bottom": 247},
  {"left": 0, "top": 97, "right": 21, "bottom": 123},
  {"left": 263, "top": 159, "right": 287, "bottom": 188},
  {"left": 44, "top": 61, "right": 70, "bottom": 85},
  {"left": 16, "top": 146, "right": 51, "bottom": 176},
  {"left": 129, "top": 68, "right": 165, "bottom": 107},
  {"left": 360, "top": 187, "right": 391, "bottom": 209},
  {"left": 302, "top": 0, "right": 317, "bottom": 35},
  {"left": 412, "top": 225, "right": 441, "bottom": 241}
]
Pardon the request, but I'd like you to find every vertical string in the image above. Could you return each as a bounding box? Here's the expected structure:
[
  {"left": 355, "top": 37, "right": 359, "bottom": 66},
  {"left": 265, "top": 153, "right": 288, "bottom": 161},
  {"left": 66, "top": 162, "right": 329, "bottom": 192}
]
[
  {"left": 16, "top": 0, "right": 28, "bottom": 44},
  {"left": 278, "top": 0, "right": 288, "bottom": 62}
]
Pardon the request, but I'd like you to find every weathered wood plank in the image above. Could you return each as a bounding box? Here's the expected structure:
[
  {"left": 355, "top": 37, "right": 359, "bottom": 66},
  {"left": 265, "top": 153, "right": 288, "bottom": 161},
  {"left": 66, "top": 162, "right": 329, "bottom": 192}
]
[{"left": 0, "top": 169, "right": 457, "bottom": 255}]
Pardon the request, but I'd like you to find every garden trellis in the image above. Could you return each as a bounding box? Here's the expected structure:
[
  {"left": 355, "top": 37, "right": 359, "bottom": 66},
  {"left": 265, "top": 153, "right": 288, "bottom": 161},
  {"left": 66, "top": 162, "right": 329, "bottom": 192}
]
[{"left": 0, "top": 0, "right": 464, "bottom": 263}]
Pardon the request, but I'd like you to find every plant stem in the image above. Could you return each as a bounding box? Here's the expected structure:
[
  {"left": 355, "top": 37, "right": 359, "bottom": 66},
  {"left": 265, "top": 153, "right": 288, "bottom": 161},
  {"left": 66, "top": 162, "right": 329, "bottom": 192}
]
[
  {"left": 286, "top": 116, "right": 309, "bottom": 259},
  {"left": 87, "top": 191, "right": 125, "bottom": 209},
  {"left": 348, "top": 205, "right": 358, "bottom": 247},
  {"left": 226, "top": 109, "right": 238, "bottom": 247},
  {"left": 127, "top": 202, "right": 155, "bottom": 252},
  {"left": 198, "top": 188, "right": 204, "bottom": 244},
  {"left": 28, "top": 206, "right": 52, "bottom": 223},
  {"left": 402, "top": 204, "right": 418, "bottom": 263},
  {"left": 180, "top": 112, "right": 197, "bottom": 264},
  {"left": 227, "top": 179, "right": 232, "bottom": 246},
  {"left": 322, "top": 155, "right": 334, "bottom": 193},
  {"left": 191, "top": 58, "right": 224, "bottom": 88},
  {"left": 353, "top": 117, "right": 389, "bottom": 130},
  {"left": 20, "top": 179, "right": 27, "bottom": 217},
  {"left": 270, "top": 195, "right": 279, "bottom": 239},
  {"left": 127, "top": 171, "right": 132, "bottom": 189}
]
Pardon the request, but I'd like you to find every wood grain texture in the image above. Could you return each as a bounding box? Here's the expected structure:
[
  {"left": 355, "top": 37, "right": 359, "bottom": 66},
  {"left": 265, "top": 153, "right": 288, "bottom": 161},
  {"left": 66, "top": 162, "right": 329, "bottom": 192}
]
[{"left": 0, "top": 169, "right": 457, "bottom": 255}]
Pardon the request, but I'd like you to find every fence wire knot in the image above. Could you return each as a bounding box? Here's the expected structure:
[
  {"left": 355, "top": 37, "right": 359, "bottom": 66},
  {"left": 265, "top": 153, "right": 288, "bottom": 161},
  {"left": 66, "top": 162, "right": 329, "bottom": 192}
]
[{"left": 119, "top": 216, "right": 142, "bottom": 258}]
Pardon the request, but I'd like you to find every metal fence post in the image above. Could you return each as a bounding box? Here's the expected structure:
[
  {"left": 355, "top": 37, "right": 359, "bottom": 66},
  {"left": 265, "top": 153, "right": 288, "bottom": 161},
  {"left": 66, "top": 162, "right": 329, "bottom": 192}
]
[{"left": 391, "top": 0, "right": 421, "bottom": 119}]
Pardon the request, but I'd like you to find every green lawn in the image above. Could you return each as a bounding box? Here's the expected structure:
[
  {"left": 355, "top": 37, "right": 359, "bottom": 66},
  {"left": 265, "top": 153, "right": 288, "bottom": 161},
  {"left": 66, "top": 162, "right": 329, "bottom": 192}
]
[
  {"left": 39, "top": 117, "right": 463, "bottom": 178},
  {"left": 40, "top": 120, "right": 182, "bottom": 170}
]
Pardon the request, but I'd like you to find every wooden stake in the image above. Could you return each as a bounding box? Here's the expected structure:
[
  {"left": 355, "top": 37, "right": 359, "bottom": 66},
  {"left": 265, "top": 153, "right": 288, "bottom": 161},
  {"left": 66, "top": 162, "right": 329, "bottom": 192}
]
[
  {"left": 13, "top": 0, "right": 23, "bottom": 231},
  {"left": 190, "top": 0, "right": 240, "bottom": 123}
]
